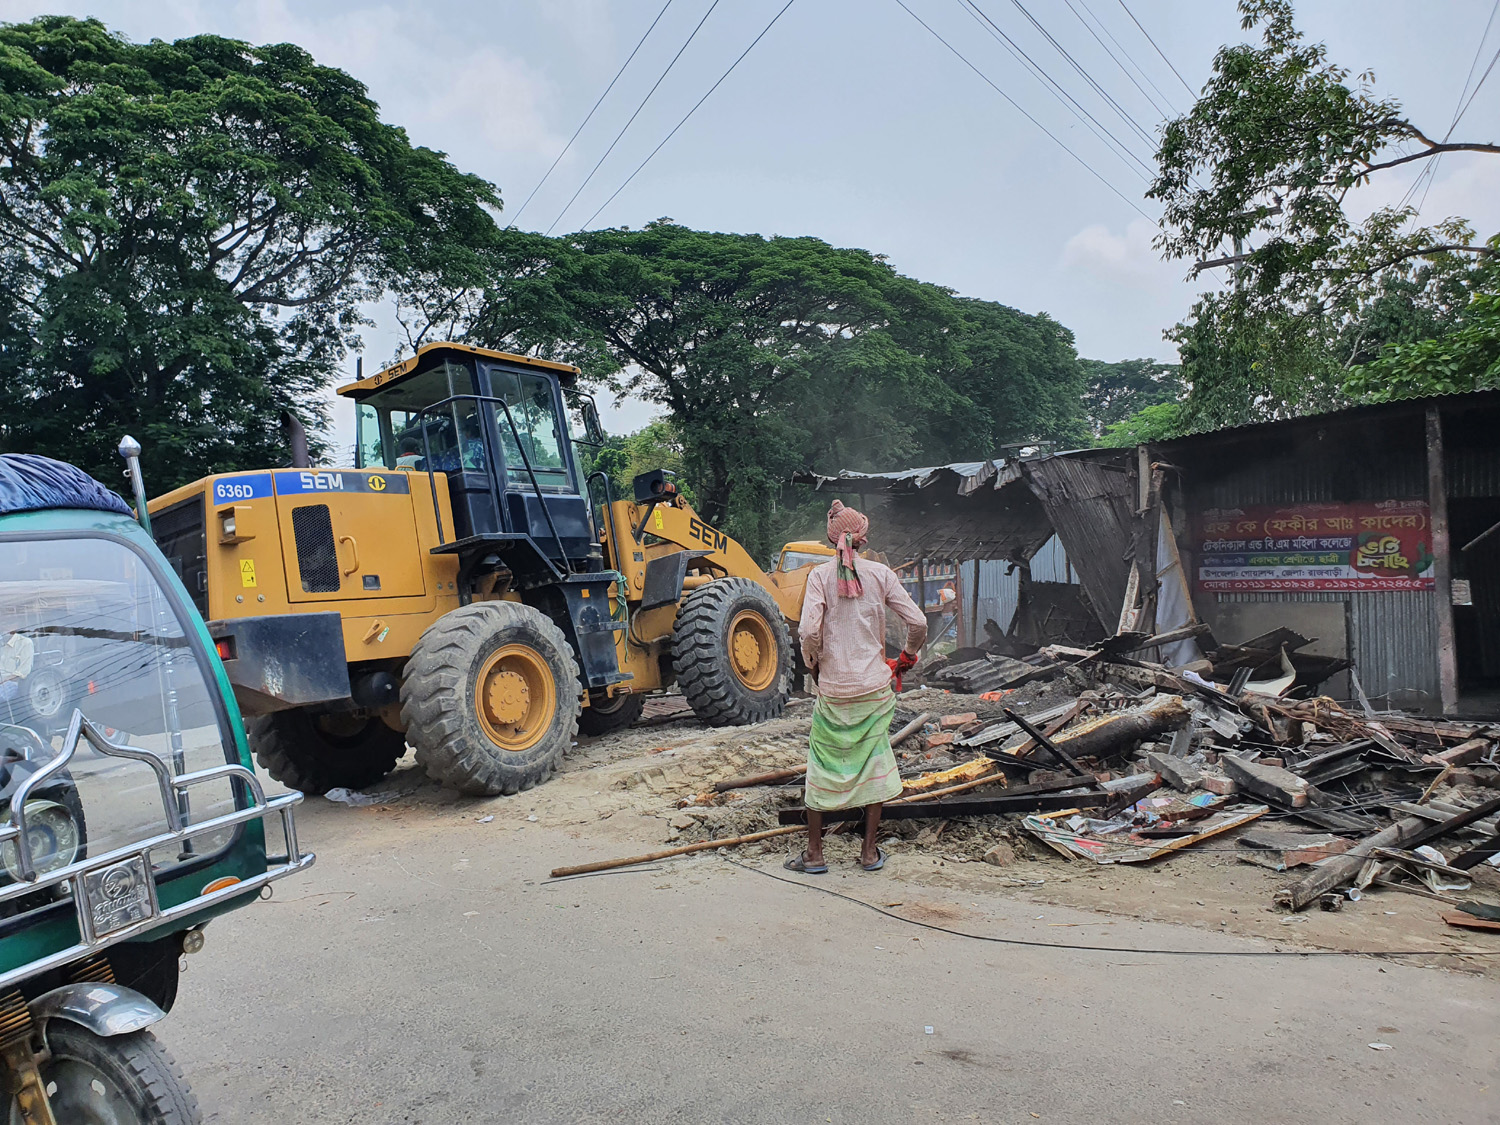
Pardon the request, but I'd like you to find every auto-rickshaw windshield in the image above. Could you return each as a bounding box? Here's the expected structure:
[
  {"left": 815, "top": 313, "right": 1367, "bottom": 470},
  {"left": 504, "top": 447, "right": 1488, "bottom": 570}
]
[{"left": 0, "top": 534, "right": 240, "bottom": 904}]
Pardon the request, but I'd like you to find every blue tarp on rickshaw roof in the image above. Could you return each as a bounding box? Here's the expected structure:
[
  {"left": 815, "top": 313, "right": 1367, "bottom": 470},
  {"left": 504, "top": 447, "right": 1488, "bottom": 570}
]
[{"left": 0, "top": 454, "right": 131, "bottom": 518}]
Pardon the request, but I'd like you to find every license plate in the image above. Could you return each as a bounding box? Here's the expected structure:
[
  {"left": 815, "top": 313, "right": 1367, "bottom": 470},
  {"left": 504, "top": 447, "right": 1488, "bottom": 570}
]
[{"left": 80, "top": 856, "right": 157, "bottom": 938}]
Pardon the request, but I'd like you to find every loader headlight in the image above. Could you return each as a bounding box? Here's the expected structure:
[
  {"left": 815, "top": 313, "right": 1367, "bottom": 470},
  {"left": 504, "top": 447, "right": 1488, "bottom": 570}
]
[{"left": 1, "top": 800, "right": 82, "bottom": 881}]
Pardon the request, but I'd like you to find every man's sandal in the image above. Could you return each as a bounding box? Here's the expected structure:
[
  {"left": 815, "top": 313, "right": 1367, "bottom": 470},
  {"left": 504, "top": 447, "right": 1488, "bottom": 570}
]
[
  {"left": 783, "top": 852, "right": 828, "bottom": 874},
  {"left": 860, "top": 846, "right": 887, "bottom": 872}
]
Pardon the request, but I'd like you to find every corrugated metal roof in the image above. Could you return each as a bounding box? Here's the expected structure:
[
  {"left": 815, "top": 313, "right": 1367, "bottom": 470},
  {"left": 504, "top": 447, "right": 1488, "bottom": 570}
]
[
  {"left": 1157, "top": 388, "right": 1500, "bottom": 449},
  {"left": 803, "top": 458, "right": 1027, "bottom": 496}
]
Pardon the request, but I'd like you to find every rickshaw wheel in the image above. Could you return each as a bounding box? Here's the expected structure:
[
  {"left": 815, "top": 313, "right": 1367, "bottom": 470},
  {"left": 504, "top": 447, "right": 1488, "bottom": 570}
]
[
  {"left": 249, "top": 709, "right": 406, "bottom": 796},
  {"left": 10, "top": 1022, "right": 199, "bottom": 1124}
]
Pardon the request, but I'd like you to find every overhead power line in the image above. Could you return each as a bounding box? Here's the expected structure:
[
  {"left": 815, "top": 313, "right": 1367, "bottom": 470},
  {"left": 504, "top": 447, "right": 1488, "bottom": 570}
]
[
  {"left": 1115, "top": 0, "right": 1195, "bottom": 98},
  {"left": 581, "top": 0, "right": 800, "bottom": 229},
  {"left": 1407, "top": 0, "right": 1499, "bottom": 218},
  {"left": 955, "top": 0, "right": 1154, "bottom": 181},
  {"left": 546, "top": 0, "right": 723, "bottom": 235},
  {"left": 509, "top": 0, "right": 676, "bottom": 229},
  {"left": 892, "top": 0, "right": 1151, "bottom": 220},
  {"left": 1452, "top": 41, "right": 1500, "bottom": 133},
  {"left": 1001, "top": 0, "right": 1158, "bottom": 151},
  {"left": 1062, "top": 0, "right": 1175, "bottom": 119}
]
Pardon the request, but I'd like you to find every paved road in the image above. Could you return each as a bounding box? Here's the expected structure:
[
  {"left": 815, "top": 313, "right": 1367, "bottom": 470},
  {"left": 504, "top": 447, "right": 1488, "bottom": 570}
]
[{"left": 169, "top": 797, "right": 1499, "bottom": 1125}]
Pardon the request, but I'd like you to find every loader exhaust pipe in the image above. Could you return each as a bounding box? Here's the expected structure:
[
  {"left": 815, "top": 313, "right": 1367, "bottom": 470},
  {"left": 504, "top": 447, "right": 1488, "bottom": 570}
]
[
  {"left": 117, "top": 435, "right": 152, "bottom": 535},
  {"left": 281, "top": 411, "right": 311, "bottom": 469}
]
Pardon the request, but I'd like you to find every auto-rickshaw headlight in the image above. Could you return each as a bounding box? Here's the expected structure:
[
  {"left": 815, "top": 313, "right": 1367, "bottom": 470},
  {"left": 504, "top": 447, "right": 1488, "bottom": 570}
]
[{"left": 0, "top": 799, "right": 82, "bottom": 882}]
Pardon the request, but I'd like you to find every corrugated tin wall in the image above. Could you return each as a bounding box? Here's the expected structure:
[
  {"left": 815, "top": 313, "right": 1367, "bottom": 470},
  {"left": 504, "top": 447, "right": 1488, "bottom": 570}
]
[
  {"left": 1185, "top": 419, "right": 1439, "bottom": 710},
  {"left": 959, "top": 535, "right": 1075, "bottom": 645}
]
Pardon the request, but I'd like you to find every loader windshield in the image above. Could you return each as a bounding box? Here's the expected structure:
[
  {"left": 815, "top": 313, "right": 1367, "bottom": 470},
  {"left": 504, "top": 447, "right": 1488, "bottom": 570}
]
[{"left": 486, "top": 367, "right": 573, "bottom": 493}]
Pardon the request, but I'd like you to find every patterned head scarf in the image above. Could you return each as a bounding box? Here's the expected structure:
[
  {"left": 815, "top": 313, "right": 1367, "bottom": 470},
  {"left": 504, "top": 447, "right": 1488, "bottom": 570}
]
[{"left": 826, "top": 500, "right": 870, "bottom": 598}]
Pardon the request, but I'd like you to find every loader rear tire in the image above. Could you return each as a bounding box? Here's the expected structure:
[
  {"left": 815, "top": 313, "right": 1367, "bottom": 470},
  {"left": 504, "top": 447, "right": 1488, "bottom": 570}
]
[
  {"left": 250, "top": 710, "right": 406, "bottom": 796},
  {"left": 578, "top": 691, "right": 645, "bottom": 737},
  {"left": 672, "top": 578, "right": 790, "bottom": 727},
  {"left": 401, "top": 602, "right": 581, "bottom": 796}
]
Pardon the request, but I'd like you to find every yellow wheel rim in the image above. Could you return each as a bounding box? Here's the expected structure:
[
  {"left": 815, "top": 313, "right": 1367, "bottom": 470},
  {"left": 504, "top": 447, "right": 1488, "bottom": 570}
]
[
  {"left": 476, "top": 644, "right": 556, "bottom": 752},
  {"left": 729, "top": 609, "right": 777, "bottom": 692}
]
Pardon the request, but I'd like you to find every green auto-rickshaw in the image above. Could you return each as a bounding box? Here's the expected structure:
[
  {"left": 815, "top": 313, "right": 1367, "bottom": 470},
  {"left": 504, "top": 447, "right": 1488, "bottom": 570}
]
[{"left": 0, "top": 443, "right": 312, "bottom": 1123}]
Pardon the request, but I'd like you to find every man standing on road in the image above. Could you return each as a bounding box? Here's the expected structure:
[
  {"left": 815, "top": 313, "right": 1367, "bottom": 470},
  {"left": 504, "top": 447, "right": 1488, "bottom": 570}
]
[{"left": 787, "top": 500, "right": 927, "bottom": 874}]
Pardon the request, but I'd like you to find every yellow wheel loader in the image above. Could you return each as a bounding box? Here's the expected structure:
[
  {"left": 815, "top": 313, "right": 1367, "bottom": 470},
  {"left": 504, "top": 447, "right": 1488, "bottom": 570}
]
[{"left": 148, "top": 343, "right": 802, "bottom": 797}]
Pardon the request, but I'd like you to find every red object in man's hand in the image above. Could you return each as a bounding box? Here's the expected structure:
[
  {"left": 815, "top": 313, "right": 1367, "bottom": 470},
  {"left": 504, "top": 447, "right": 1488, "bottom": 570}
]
[{"left": 887, "top": 649, "right": 918, "bottom": 691}]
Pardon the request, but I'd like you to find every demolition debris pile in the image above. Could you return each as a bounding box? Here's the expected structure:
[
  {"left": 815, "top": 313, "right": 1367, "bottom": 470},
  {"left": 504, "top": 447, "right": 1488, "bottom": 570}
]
[{"left": 557, "top": 627, "right": 1500, "bottom": 935}]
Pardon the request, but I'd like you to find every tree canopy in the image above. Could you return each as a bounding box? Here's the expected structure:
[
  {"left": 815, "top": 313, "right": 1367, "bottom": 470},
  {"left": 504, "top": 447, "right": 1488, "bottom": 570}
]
[
  {"left": 1151, "top": 0, "right": 1499, "bottom": 430},
  {"left": 429, "top": 221, "right": 1085, "bottom": 556},
  {"left": 1079, "top": 358, "right": 1183, "bottom": 437},
  {"left": 0, "top": 15, "right": 498, "bottom": 487}
]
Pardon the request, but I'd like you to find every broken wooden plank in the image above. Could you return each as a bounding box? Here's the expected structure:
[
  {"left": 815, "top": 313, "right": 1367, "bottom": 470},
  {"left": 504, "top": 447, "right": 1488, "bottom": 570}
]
[
  {"left": 1450, "top": 833, "right": 1500, "bottom": 871},
  {"left": 901, "top": 757, "right": 996, "bottom": 794},
  {"left": 1421, "top": 738, "right": 1490, "bottom": 768},
  {"left": 1005, "top": 707, "right": 1091, "bottom": 777},
  {"left": 1439, "top": 911, "right": 1500, "bottom": 933}
]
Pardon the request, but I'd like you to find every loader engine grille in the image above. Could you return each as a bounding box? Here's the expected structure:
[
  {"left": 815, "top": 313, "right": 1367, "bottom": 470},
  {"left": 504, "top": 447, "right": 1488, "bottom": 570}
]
[
  {"left": 152, "top": 497, "right": 208, "bottom": 616},
  {"left": 292, "top": 504, "right": 341, "bottom": 593}
]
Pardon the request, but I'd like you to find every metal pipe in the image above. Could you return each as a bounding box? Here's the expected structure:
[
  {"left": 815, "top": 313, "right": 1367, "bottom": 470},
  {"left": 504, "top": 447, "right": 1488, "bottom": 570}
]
[
  {"left": 281, "top": 412, "right": 311, "bottom": 468},
  {"left": 116, "top": 436, "right": 151, "bottom": 535}
]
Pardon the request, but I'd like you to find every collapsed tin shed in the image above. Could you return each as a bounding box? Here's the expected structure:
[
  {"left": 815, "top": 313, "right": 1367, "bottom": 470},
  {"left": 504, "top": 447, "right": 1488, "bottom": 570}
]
[{"left": 803, "top": 389, "right": 1500, "bottom": 717}]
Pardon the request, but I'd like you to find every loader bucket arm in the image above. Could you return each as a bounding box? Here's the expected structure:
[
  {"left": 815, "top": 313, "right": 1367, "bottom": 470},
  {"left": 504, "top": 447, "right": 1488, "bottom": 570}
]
[{"left": 605, "top": 496, "right": 802, "bottom": 622}]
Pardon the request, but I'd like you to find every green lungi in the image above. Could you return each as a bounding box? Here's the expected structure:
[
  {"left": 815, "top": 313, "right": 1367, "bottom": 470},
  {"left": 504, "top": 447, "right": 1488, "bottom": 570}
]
[{"left": 805, "top": 686, "right": 902, "bottom": 812}]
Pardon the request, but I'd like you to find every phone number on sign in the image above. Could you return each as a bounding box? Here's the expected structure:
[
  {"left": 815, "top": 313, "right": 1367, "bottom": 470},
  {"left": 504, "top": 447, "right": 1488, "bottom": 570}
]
[{"left": 1200, "top": 578, "right": 1434, "bottom": 592}]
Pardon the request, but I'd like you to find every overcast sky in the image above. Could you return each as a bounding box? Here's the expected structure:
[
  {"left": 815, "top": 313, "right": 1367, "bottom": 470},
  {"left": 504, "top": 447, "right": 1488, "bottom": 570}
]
[{"left": 3, "top": 0, "right": 1498, "bottom": 446}]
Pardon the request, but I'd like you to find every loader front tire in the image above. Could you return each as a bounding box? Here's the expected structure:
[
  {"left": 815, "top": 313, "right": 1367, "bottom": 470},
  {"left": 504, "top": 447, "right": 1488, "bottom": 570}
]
[
  {"left": 250, "top": 710, "right": 406, "bottom": 796},
  {"left": 401, "top": 602, "right": 581, "bottom": 796},
  {"left": 672, "top": 579, "right": 790, "bottom": 727}
]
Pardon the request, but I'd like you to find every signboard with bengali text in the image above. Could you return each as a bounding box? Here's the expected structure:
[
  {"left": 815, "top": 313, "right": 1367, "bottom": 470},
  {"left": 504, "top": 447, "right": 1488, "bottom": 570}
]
[{"left": 1195, "top": 501, "right": 1434, "bottom": 592}]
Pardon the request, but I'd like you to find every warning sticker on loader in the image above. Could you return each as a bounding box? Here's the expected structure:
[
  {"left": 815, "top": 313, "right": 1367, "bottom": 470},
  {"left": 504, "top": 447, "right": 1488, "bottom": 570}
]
[{"left": 240, "top": 559, "right": 257, "bottom": 588}]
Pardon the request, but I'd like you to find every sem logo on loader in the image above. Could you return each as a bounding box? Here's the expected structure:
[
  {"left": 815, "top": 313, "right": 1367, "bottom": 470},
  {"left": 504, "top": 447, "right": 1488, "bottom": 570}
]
[
  {"left": 274, "top": 471, "right": 410, "bottom": 496},
  {"left": 688, "top": 517, "right": 728, "bottom": 553}
]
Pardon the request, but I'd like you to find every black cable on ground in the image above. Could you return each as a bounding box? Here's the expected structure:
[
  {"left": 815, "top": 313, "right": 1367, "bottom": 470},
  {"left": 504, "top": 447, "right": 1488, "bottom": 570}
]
[{"left": 721, "top": 857, "right": 1500, "bottom": 959}]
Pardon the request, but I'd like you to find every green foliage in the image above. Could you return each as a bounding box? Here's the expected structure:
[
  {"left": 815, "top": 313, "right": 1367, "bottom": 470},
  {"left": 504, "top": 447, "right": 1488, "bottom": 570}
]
[
  {"left": 435, "top": 221, "right": 1085, "bottom": 558},
  {"left": 1100, "top": 402, "right": 1186, "bottom": 447},
  {"left": 1346, "top": 292, "right": 1500, "bottom": 401},
  {"left": 1152, "top": 0, "right": 1499, "bottom": 428},
  {"left": 1079, "top": 358, "right": 1182, "bottom": 436},
  {"left": 581, "top": 419, "right": 697, "bottom": 507},
  {"left": 0, "top": 16, "right": 499, "bottom": 489}
]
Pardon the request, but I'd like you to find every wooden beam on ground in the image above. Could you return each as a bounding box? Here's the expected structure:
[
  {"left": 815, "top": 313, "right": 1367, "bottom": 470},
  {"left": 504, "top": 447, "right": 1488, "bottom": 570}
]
[
  {"left": 713, "top": 767, "right": 805, "bottom": 793},
  {"left": 890, "top": 712, "right": 931, "bottom": 749},
  {"left": 1450, "top": 833, "right": 1500, "bottom": 871},
  {"left": 549, "top": 826, "right": 804, "bottom": 878},
  {"left": 777, "top": 790, "right": 1109, "bottom": 825}
]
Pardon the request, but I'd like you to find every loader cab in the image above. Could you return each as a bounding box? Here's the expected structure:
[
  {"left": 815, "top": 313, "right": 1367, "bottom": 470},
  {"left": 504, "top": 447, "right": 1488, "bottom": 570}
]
[{"left": 344, "top": 344, "right": 599, "bottom": 577}]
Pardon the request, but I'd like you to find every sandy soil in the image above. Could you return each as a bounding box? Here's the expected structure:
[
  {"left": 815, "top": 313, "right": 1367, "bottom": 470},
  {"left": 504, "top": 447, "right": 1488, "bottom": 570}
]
[{"left": 325, "top": 686, "right": 1500, "bottom": 980}]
